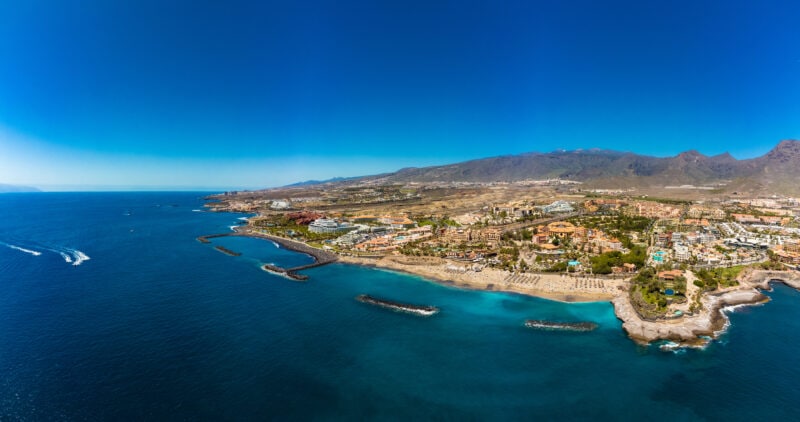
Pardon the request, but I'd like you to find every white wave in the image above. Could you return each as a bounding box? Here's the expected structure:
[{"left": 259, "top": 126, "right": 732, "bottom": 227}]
[
  {"left": 237, "top": 217, "right": 249, "bottom": 221},
  {"left": 722, "top": 303, "right": 762, "bottom": 314},
  {"left": 659, "top": 339, "right": 708, "bottom": 353},
  {"left": 58, "top": 251, "right": 73, "bottom": 263},
  {"left": 713, "top": 317, "right": 732, "bottom": 338},
  {"left": 229, "top": 225, "right": 237, "bottom": 232},
  {"left": 192, "top": 209, "right": 203, "bottom": 212},
  {"left": 3, "top": 243, "right": 42, "bottom": 256},
  {"left": 70, "top": 250, "right": 90, "bottom": 266}
]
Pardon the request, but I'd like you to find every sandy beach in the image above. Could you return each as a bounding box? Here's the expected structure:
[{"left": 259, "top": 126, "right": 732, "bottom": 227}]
[
  {"left": 337, "top": 254, "right": 625, "bottom": 303},
  {"left": 227, "top": 228, "right": 800, "bottom": 346}
]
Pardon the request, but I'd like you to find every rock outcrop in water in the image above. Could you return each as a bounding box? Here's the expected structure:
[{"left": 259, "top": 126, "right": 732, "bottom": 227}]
[
  {"left": 614, "top": 286, "right": 769, "bottom": 346},
  {"left": 356, "top": 294, "right": 440, "bottom": 316},
  {"left": 524, "top": 320, "right": 598, "bottom": 332}
]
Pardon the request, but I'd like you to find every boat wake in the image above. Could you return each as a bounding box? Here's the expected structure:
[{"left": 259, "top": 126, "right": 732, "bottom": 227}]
[
  {"left": 2, "top": 242, "right": 42, "bottom": 256},
  {"left": 70, "top": 249, "right": 91, "bottom": 266},
  {"left": 1, "top": 240, "right": 90, "bottom": 264},
  {"left": 40, "top": 245, "right": 91, "bottom": 266}
]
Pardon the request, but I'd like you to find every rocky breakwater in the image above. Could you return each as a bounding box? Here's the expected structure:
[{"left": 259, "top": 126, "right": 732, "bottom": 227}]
[
  {"left": 356, "top": 294, "right": 440, "bottom": 316},
  {"left": 240, "top": 231, "right": 338, "bottom": 281},
  {"left": 613, "top": 288, "right": 769, "bottom": 347},
  {"left": 524, "top": 320, "right": 598, "bottom": 332}
]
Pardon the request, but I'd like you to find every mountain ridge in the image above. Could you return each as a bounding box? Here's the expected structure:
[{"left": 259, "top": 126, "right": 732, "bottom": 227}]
[
  {"left": 274, "top": 140, "right": 800, "bottom": 195},
  {"left": 0, "top": 183, "right": 41, "bottom": 193}
]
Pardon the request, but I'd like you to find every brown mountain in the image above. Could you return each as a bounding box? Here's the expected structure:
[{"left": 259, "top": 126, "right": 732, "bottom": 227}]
[
  {"left": 735, "top": 140, "right": 800, "bottom": 194},
  {"left": 283, "top": 140, "right": 800, "bottom": 195}
]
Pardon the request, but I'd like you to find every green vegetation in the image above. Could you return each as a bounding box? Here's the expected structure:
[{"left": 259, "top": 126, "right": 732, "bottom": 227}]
[
  {"left": 693, "top": 266, "right": 743, "bottom": 291},
  {"left": 629, "top": 266, "right": 687, "bottom": 318},
  {"left": 759, "top": 260, "right": 786, "bottom": 270},
  {"left": 568, "top": 214, "right": 653, "bottom": 232},
  {"left": 544, "top": 261, "right": 573, "bottom": 272},
  {"left": 589, "top": 245, "right": 647, "bottom": 274},
  {"left": 252, "top": 215, "right": 340, "bottom": 242},
  {"left": 502, "top": 229, "right": 533, "bottom": 242},
  {"left": 411, "top": 215, "right": 459, "bottom": 232},
  {"left": 634, "top": 196, "right": 692, "bottom": 206}
]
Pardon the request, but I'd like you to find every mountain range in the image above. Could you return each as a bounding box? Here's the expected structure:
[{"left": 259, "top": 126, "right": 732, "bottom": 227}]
[
  {"left": 0, "top": 183, "right": 41, "bottom": 193},
  {"left": 297, "top": 140, "right": 800, "bottom": 195}
]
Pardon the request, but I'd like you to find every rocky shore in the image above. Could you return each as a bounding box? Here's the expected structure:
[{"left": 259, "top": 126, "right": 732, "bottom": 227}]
[
  {"left": 614, "top": 268, "right": 800, "bottom": 347},
  {"left": 613, "top": 288, "right": 769, "bottom": 347}
]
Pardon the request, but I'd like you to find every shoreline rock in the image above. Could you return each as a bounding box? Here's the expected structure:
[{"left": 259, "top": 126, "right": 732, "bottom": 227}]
[{"left": 613, "top": 271, "right": 800, "bottom": 347}]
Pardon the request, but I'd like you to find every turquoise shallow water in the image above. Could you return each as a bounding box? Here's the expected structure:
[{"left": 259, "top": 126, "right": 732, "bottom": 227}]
[{"left": 1, "top": 192, "right": 800, "bottom": 420}]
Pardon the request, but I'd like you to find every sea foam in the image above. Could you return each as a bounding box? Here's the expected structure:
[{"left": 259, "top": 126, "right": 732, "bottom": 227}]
[
  {"left": 3, "top": 243, "right": 42, "bottom": 256},
  {"left": 71, "top": 250, "right": 91, "bottom": 266}
]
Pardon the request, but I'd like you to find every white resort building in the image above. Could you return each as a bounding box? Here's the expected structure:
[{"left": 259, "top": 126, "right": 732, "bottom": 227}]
[
  {"left": 539, "top": 200, "right": 575, "bottom": 214},
  {"left": 308, "top": 218, "right": 355, "bottom": 234}
]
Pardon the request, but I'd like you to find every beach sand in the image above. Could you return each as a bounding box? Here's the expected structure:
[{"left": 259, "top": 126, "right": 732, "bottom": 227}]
[{"left": 337, "top": 254, "right": 625, "bottom": 303}]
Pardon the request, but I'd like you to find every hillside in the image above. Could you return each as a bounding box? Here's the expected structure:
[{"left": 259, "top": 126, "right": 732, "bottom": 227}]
[{"left": 329, "top": 140, "right": 799, "bottom": 195}]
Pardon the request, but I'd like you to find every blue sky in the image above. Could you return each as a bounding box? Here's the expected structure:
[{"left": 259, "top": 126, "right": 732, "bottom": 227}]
[{"left": 1, "top": 0, "right": 799, "bottom": 190}]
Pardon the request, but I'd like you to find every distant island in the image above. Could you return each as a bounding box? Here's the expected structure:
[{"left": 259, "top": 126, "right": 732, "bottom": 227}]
[
  {"left": 0, "top": 183, "right": 41, "bottom": 193},
  {"left": 204, "top": 140, "right": 800, "bottom": 348}
]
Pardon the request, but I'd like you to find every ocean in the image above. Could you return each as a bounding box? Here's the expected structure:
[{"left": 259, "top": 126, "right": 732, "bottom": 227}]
[{"left": 1, "top": 192, "right": 799, "bottom": 420}]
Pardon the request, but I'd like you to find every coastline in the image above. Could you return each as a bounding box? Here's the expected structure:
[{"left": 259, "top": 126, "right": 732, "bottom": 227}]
[
  {"left": 614, "top": 268, "right": 800, "bottom": 347},
  {"left": 212, "top": 220, "right": 800, "bottom": 348},
  {"left": 337, "top": 254, "right": 622, "bottom": 303},
  {"left": 233, "top": 228, "right": 338, "bottom": 265},
  {"left": 198, "top": 228, "right": 338, "bottom": 281}
]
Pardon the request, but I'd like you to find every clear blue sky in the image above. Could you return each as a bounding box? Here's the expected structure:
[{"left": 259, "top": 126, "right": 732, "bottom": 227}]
[{"left": 1, "top": 0, "right": 798, "bottom": 190}]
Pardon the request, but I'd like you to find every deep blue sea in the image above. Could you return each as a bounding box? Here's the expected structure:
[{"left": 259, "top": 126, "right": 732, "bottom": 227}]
[{"left": 2, "top": 192, "right": 800, "bottom": 420}]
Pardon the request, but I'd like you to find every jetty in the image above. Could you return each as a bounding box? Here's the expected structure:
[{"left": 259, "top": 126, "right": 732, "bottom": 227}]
[
  {"left": 197, "top": 233, "right": 229, "bottom": 244},
  {"left": 356, "top": 294, "right": 440, "bottom": 316},
  {"left": 197, "top": 229, "right": 338, "bottom": 281}
]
